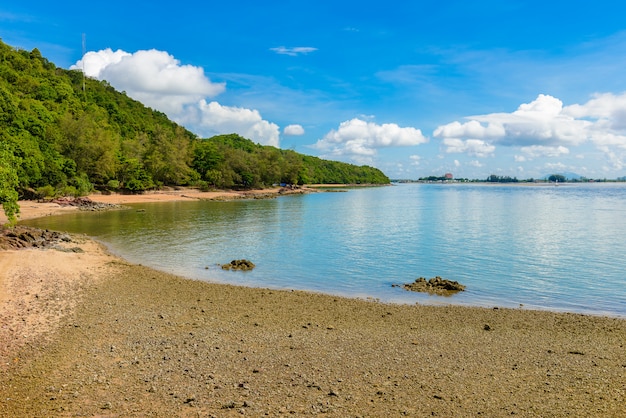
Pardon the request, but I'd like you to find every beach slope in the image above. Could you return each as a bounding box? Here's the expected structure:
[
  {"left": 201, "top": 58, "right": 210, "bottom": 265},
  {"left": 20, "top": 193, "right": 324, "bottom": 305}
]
[{"left": 1, "top": 236, "right": 625, "bottom": 417}]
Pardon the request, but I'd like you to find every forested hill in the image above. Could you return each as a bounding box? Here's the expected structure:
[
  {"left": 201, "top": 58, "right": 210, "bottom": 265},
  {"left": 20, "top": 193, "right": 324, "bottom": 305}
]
[{"left": 0, "top": 39, "right": 389, "bottom": 217}]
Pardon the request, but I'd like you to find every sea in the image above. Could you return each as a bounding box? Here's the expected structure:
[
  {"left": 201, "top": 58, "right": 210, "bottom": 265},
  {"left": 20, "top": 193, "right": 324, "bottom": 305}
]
[{"left": 23, "top": 183, "right": 626, "bottom": 317}]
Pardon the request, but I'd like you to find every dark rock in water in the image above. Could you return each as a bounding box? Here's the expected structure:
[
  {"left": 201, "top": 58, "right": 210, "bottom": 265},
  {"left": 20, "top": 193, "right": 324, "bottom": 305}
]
[
  {"left": 396, "top": 276, "right": 465, "bottom": 295},
  {"left": 221, "top": 259, "right": 255, "bottom": 271}
]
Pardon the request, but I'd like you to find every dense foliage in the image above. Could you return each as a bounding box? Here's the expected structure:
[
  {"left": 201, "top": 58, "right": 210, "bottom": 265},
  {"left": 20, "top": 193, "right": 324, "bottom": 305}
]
[
  {"left": 193, "top": 134, "right": 390, "bottom": 188},
  {"left": 486, "top": 174, "right": 519, "bottom": 183},
  {"left": 546, "top": 174, "right": 566, "bottom": 183},
  {"left": 0, "top": 40, "right": 389, "bottom": 222}
]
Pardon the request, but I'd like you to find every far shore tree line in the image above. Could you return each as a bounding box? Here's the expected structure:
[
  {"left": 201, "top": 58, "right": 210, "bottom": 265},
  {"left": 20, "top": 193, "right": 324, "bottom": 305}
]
[
  {"left": 404, "top": 174, "right": 625, "bottom": 184},
  {"left": 0, "top": 40, "right": 389, "bottom": 225}
]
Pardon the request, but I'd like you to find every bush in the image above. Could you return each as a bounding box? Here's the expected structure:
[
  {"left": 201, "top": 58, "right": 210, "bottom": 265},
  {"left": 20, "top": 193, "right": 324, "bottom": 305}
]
[
  {"left": 71, "top": 174, "right": 93, "bottom": 196},
  {"left": 36, "top": 185, "right": 56, "bottom": 199},
  {"left": 60, "top": 185, "right": 78, "bottom": 197}
]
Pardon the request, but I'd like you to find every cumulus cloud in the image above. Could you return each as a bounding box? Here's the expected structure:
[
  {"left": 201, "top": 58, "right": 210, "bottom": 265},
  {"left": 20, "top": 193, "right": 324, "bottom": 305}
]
[
  {"left": 283, "top": 124, "right": 305, "bottom": 136},
  {"left": 563, "top": 92, "right": 626, "bottom": 147},
  {"left": 72, "top": 48, "right": 225, "bottom": 114},
  {"left": 71, "top": 48, "right": 282, "bottom": 147},
  {"left": 434, "top": 119, "right": 505, "bottom": 140},
  {"left": 193, "top": 100, "right": 280, "bottom": 147},
  {"left": 313, "top": 118, "right": 428, "bottom": 163},
  {"left": 520, "top": 145, "right": 570, "bottom": 158},
  {"left": 441, "top": 138, "right": 495, "bottom": 157},
  {"left": 433, "top": 92, "right": 626, "bottom": 172},
  {"left": 434, "top": 94, "right": 591, "bottom": 151},
  {"left": 270, "top": 46, "right": 318, "bottom": 56},
  {"left": 564, "top": 92, "right": 626, "bottom": 129}
]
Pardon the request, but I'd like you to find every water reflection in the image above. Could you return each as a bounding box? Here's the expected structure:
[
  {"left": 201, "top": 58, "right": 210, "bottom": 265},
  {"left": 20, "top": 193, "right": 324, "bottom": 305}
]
[{"left": 22, "top": 183, "right": 626, "bottom": 316}]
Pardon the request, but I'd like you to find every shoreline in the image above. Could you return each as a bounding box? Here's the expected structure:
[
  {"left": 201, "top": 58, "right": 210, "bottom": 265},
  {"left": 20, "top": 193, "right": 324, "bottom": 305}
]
[
  {"left": 0, "top": 183, "right": 392, "bottom": 225},
  {"left": 0, "top": 186, "right": 311, "bottom": 224},
  {"left": 0, "top": 239, "right": 624, "bottom": 416}
]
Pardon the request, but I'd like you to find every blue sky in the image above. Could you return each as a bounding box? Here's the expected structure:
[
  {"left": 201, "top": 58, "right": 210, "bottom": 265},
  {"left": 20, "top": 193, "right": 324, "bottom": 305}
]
[{"left": 3, "top": 1, "right": 626, "bottom": 179}]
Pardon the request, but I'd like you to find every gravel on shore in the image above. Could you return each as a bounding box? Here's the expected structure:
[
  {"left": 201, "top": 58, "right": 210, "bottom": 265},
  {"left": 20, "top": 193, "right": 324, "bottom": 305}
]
[{"left": 1, "top": 239, "right": 625, "bottom": 417}]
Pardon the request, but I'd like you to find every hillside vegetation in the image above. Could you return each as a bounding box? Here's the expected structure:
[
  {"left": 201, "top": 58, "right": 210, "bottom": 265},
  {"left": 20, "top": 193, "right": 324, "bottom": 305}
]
[{"left": 0, "top": 39, "right": 389, "bottom": 223}]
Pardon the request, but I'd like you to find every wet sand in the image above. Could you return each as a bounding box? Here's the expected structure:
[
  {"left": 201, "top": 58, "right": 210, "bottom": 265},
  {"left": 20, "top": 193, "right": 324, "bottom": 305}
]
[{"left": 1, "top": 193, "right": 625, "bottom": 416}]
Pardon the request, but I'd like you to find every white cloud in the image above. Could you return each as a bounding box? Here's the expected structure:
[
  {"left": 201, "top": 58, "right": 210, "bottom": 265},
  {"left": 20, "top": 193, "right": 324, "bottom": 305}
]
[
  {"left": 454, "top": 159, "right": 461, "bottom": 167},
  {"left": 270, "top": 46, "right": 318, "bottom": 56},
  {"left": 435, "top": 94, "right": 592, "bottom": 150},
  {"left": 520, "top": 145, "right": 570, "bottom": 158},
  {"left": 71, "top": 48, "right": 283, "bottom": 146},
  {"left": 409, "top": 155, "right": 422, "bottom": 166},
  {"left": 434, "top": 119, "right": 505, "bottom": 140},
  {"left": 564, "top": 92, "right": 626, "bottom": 127},
  {"left": 441, "top": 138, "right": 495, "bottom": 157},
  {"left": 283, "top": 124, "right": 305, "bottom": 136},
  {"left": 469, "top": 160, "right": 483, "bottom": 167},
  {"left": 73, "top": 48, "right": 225, "bottom": 114},
  {"left": 545, "top": 162, "right": 567, "bottom": 171},
  {"left": 313, "top": 118, "right": 428, "bottom": 163},
  {"left": 432, "top": 92, "right": 626, "bottom": 174},
  {"left": 194, "top": 101, "right": 280, "bottom": 147},
  {"left": 597, "top": 146, "right": 625, "bottom": 171},
  {"left": 563, "top": 92, "right": 626, "bottom": 147}
]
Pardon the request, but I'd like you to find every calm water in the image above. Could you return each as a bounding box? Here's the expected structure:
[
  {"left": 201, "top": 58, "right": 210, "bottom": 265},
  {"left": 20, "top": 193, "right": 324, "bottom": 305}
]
[{"left": 24, "top": 183, "right": 626, "bottom": 317}]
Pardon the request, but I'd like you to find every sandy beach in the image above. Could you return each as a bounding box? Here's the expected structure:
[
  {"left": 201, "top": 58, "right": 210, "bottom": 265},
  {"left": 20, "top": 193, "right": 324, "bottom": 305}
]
[
  {"left": 0, "top": 187, "right": 309, "bottom": 224},
  {"left": 1, "top": 192, "right": 625, "bottom": 416}
]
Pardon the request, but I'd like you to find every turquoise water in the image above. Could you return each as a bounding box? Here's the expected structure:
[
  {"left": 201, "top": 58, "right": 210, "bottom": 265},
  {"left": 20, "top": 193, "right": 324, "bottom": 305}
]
[{"left": 23, "top": 183, "right": 626, "bottom": 317}]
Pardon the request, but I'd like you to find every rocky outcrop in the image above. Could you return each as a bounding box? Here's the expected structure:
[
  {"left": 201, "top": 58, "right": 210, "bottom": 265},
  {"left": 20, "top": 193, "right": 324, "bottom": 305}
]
[
  {"left": 394, "top": 276, "right": 466, "bottom": 295},
  {"left": 47, "top": 196, "right": 120, "bottom": 211},
  {"left": 221, "top": 259, "right": 256, "bottom": 271},
  {"left": 0, "top": 226, "right": 73, "bottom": 250}
]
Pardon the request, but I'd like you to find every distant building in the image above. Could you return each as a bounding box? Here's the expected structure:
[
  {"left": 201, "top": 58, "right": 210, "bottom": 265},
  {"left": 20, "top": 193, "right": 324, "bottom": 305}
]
[{"left": 444, "top": 173, "right": 453, "bottom": 180}]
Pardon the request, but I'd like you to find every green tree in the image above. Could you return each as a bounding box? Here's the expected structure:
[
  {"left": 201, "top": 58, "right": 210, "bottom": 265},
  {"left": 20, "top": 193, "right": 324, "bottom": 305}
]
[
  {"left": 548, "top": 174, "right": 566, "bottom": 183},
  {"left": 0, "top": 141, "right": 20, "bottom": 225}
]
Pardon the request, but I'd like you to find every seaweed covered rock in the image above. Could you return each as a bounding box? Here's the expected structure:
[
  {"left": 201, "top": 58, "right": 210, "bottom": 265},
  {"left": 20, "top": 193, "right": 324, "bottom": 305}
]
[
  {"left": 395, "top": 276, "right": 465, "bottom": 295},
  {"left": 221, "top": 259, "right": 256, "bottom": 271}
]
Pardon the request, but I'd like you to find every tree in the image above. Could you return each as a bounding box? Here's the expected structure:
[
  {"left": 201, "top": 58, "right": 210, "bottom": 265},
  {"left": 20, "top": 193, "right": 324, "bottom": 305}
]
[
  {"left": 548, "top": 174, "right": 566, "bottom": 183},
  {"left": 0, "top": 141, "right": 20, "bottom": 225}
]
